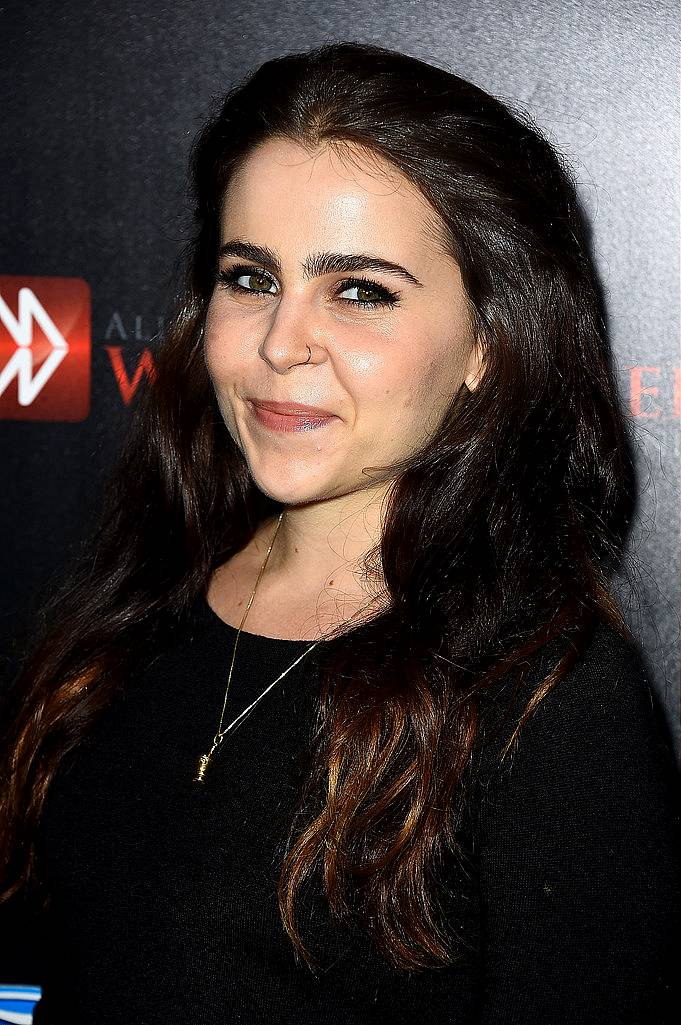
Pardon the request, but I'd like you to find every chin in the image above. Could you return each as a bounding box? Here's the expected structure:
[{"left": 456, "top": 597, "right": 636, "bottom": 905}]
[{"left": 246, "top": 464, "right": 332, "bottom": 507}]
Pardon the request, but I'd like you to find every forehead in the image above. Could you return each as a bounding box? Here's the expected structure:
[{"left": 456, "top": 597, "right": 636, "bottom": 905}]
[{"left": 219, "top": 137, "right": 449, "bottom": 263}]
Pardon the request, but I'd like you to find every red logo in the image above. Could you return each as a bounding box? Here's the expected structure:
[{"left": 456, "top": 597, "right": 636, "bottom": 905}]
[{"left": 0, "top": 275, "right": 91, "bottom": 421}]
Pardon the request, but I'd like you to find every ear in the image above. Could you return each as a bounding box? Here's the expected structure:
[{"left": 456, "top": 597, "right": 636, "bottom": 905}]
[{"left": 463, "top": 337, "right": 485, "bottom": 392}]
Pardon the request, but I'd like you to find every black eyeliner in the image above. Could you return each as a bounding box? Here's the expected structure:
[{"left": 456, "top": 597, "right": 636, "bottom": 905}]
[{"left": 216, "top": 264, "right": 401, "bottom": 309}]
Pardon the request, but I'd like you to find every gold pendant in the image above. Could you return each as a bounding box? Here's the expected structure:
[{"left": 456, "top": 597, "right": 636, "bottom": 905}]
[{"left": 194, "top": 752, "right": 212, "bottom": 783}]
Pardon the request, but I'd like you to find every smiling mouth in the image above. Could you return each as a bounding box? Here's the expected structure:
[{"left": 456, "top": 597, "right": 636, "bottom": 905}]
[{"left": 247, "top": 399, "right": 337, "bottom": 433}]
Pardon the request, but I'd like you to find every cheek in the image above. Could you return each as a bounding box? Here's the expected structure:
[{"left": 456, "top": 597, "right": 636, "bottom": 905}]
[
  {"left": 377, "top": 346, "right": 466, "bottom": 441},
  {"left": 203, "top": 339, "right": 230, "bottom": 386},
  {"left": 202, "top": 298, "right": 253, "bottom": 381},
  {"left": 334, "top": 322, "right": 411, "bottom": 392},
  {"left": 202, "top": 303, "right": 225, "bottom": 379},
  {"left": 201, "top": 311, "right": 242, "bottom": 435}
]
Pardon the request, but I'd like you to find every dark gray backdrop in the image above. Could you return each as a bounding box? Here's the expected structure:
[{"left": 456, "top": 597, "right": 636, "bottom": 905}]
[{"left": 0, "top": 0, "right": 678, "bottom": 1004}]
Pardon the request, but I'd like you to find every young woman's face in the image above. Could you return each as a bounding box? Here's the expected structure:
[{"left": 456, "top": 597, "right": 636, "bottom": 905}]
[{"left": 204, "top": 137, "right": 482, "bottom": 506}]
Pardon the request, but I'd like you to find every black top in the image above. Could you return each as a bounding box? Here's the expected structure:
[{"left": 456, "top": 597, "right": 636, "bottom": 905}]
[{"left": 4, "top": 599, "right": 680, "bottom": 1024}]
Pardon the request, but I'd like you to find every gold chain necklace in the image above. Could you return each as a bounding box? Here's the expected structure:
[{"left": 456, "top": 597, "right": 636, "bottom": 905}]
[
  {"left": 193, "top": 509, "right": 321, "bottom": 784},
  {"left": 194, "top": 509, "right": 387, "bottom": 784}
]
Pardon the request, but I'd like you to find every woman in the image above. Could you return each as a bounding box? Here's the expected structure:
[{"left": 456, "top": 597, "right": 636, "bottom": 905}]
[{"left": 1, "top": 40, "right": 679, "bottom": 1025}]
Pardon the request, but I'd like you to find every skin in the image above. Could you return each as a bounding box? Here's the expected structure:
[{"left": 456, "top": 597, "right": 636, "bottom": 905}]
[{"left": 203, "top": 137, "right": 483, "bottom": 640}]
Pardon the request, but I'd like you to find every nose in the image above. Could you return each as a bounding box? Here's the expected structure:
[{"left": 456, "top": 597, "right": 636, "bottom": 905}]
[{"left": 257, "top": 300, "right": 324, "bottom": 373}]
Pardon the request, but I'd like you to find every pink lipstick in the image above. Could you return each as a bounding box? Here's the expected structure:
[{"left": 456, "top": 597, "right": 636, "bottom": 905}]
[{"left": 247, "top": 398, "right": 337, "bottom": 433}]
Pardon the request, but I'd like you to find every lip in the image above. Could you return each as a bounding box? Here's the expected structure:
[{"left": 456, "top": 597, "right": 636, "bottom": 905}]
[
  {"left": 249, "top": 398, "right": 336, "bottom": 416},
  {"left": 246, "top": 397, "right": 338, "bottom": 433}
]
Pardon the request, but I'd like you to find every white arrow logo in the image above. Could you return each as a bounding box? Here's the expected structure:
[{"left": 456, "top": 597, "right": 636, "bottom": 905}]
[{"left": 0, "top": 287, "right": 69, "bottom": 405}]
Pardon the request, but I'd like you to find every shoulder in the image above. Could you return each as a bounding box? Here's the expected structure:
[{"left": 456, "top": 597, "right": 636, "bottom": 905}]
[
  {"left": 478, "top": 620, "right": 666, "bottom": 753},
  {"left": 523, "top": 621, "right": 663, "bottom": 748},
  {"left": 472, "top": 620, "right": 679, "bottom": 827},
  {"left": 468, "top": 623, "right": 681, "bottom": 1022}
]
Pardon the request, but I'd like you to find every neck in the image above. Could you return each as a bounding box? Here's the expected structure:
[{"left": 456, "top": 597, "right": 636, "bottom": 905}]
[{"left": 260, "top": 484, "right": 391, "bottom": 604}]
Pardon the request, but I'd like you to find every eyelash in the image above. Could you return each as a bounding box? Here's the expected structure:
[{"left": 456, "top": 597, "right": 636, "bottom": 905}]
[{"left": 216, "top": 265, "right": 401, "bottom": 309}]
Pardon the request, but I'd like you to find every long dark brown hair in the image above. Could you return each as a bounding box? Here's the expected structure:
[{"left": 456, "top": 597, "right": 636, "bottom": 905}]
[{"left": 0, "top": 41, "right": 635, "bottom": 972}]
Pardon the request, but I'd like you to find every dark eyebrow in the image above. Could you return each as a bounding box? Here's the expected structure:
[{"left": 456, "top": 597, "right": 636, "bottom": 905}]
[{"left": 218, "top": 240, "right": 424, "bottom": 288}]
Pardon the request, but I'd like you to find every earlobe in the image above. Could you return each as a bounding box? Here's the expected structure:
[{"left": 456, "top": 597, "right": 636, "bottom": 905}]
[{"left": 464, "top": 338, "right": 484, "bottom": 392}]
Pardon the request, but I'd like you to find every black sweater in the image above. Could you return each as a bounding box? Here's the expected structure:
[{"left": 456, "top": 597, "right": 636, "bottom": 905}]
[{"left": 4, "top": 599, "right": 681, "bottom": 1024}]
